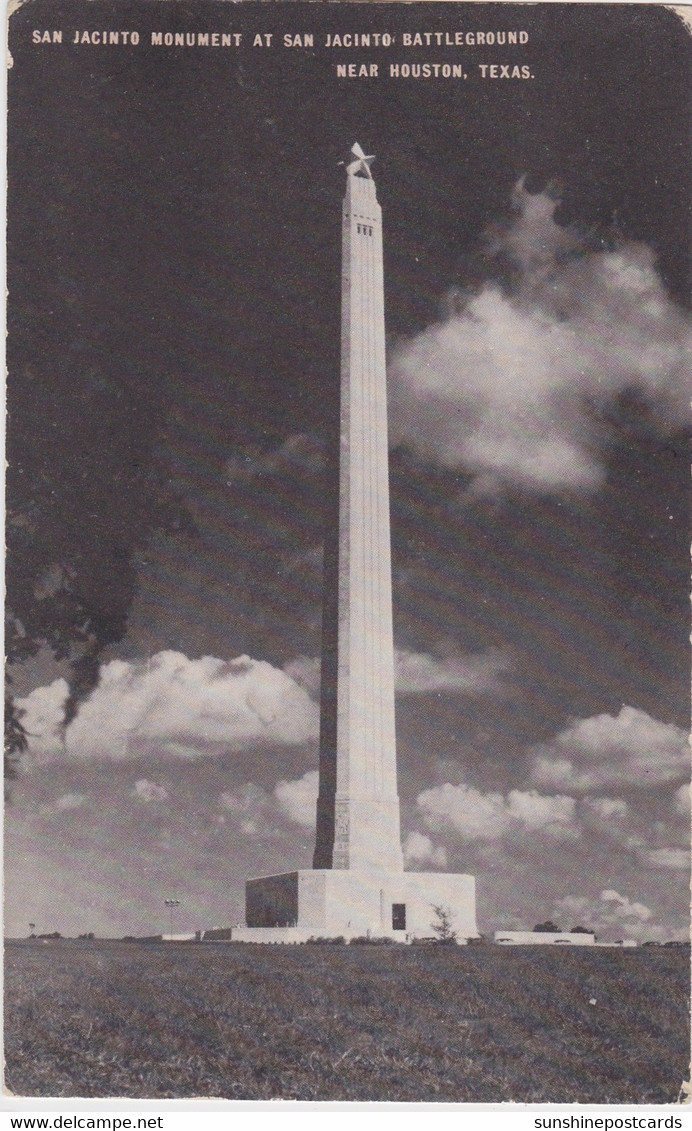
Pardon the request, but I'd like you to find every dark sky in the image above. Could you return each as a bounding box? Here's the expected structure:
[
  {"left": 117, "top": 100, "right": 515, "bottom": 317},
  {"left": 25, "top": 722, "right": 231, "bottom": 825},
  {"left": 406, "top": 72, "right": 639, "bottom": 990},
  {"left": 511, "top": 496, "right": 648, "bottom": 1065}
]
[{"left": 6, "top": 2, "right": 691, "bottom": 939}]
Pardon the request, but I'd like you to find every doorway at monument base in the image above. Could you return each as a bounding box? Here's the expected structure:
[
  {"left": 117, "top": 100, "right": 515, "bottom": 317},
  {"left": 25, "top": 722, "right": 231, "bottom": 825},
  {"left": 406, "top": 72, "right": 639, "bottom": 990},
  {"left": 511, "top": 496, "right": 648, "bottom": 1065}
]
[{"left": 243, "top": 869, "right": 478, "bottom": 942}]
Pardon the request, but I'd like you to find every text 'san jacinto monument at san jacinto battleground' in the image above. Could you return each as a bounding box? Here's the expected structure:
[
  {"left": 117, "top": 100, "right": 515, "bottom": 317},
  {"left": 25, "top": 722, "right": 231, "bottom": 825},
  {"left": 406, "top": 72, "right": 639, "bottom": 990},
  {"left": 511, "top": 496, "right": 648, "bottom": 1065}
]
[{"left": 240, "top": 145, "right": 478, "bottom": 942}]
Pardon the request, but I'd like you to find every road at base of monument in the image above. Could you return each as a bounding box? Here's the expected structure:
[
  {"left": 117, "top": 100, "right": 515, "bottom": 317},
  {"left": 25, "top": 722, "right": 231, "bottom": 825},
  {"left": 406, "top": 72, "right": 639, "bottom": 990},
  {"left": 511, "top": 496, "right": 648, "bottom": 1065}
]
[{"left": 5, "top": 939, "right": 688, "bottom": 1102}]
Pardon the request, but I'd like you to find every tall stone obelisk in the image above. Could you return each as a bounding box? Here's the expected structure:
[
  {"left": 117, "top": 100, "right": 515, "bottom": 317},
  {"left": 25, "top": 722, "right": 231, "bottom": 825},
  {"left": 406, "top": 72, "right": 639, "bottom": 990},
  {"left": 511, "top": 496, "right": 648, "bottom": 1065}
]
[
  {"left": 242, "top": 146, "right": 477, "bottom": 942},
  {"left": 313, "top": 144, "right": 404, "bottom": 874}
]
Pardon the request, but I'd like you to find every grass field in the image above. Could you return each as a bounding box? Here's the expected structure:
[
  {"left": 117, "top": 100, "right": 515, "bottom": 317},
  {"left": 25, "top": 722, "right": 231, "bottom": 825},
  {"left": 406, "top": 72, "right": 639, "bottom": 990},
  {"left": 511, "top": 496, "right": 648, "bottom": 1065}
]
[{"left": 4, "top": 939, "right": 690, "bottom": 1102}]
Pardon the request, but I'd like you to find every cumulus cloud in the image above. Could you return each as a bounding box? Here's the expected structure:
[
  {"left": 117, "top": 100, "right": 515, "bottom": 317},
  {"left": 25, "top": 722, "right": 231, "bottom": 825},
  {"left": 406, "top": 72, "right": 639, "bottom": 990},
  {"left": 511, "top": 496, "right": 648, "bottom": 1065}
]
[
  {"left": 274, "top": 770, "right": 318, "bottom": 828},
  {"left": 219, "top": 782, "right": 269, "bottom": 813},
  {"left": 578, "top": 797, "right": 649, "bottom": 853},
  {"left": 575, "top": 792, "right": 688, "bottom": 869},
  {"left": 218, "top": 774, "right": 320, "bottom": 836},
  {"left": 226, "top": 433, "right": 326, "bottom": 482},
  {"left": 16, "top": 679, "right": 69, "bottom": 764},
  {"left": 531, "top": 706, "right": 689, "bottom": 793},
  {"left": 600, "top": 889, "right": 651, "bottom": 920},
  {"left": 16, "top": 651, "right": 319, "bottom": 763},
  {"left": 553, "top": 889, "right": 668, "bottom": 941},
  {"left": 643, "top": 848, "right": 689, "bottom": 871},
  {"left": 284, "top": 647, "right": 511, "bottom": 699},
  {"left": 389, "top": 181, "right": 690, "bottom": 496},
  {"left": 584, "top": 797, "right": 630, "bottom": 821},
  {"left": 507, "top": 789, "right": 577, "bottom": 831},
  {"left": 55, "top": 793, "right": 88, "bottom": 811},
  {"left": 38, "top": 791, "right": 89, "bottom": 817},
  {"left": 417, "top": 781, "right": 578, "bottom": 842},
  {"left": 403, "top": 831, "right": 448, "bottom": 869},
  {"left": 132, "top": 779, "right": 168, "bottom": 804},
  {"left": 218, "top": 782, "right": 273, "bottom": 837},
  {"left": 283, "top": 656, "right": 321, "bottom": 696},
  {"left": 418, "top": 783, "right": 509, "bottom": 840},
  {"left": 394, "top": 647, "right": 511, "bottom": 695}
]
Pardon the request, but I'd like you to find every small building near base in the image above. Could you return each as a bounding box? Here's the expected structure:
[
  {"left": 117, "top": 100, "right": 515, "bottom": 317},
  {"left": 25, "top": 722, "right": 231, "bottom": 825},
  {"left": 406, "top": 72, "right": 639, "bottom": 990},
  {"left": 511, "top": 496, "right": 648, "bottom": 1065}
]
[
  {"left": 597, "top": 939, "right": 638, "bottom": 948},
  {"left": 494, "top": 930, "right": 596, "bottom": 946}
]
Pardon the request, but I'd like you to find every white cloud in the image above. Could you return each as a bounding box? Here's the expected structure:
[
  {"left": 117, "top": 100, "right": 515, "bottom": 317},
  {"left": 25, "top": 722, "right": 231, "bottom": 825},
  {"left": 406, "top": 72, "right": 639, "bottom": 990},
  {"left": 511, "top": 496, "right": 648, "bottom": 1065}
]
[
  {"left": 218, "top": 782, "right": 272, "bottom": 837},
  {"left": 226, "top": 433, "right": 325, "bottom": 482},
  {"left": 643, "top": 848, "right": 689, "bottom": 871},
  {"left": 274, "top": 770, "right": 318, "bottom": 829},
  {"left": 576, "top": 793, "right": 689, "bottom": 870},
  {"left": 283, "top": 656, "right": 321, "bottom": 696},
  {"left": 217, "top": 773, "right": 320, "bottom": 837},
  {"left": 403, "top": 831, "right": 448, "bottom": 869},
  {"left": 674, "top": 783, "right": 691, "bottom": 815},
  {"left": 219, "top": 776, "right": 321, "bottom": 837},
  {"left": 552, "top": 889, "right": 674, "bottom": 942},
  {"left": 55, "top": 793, "right": 88, "bottom": 811},
  {"left": 531, "top": 706, "right": 689, "bottom": 792},
  {"left": 16, "top": 678, "right": 69, "bottom": 762},
  {"left": 417, "top": 782, "right": 578, "bottom": 842},
  {"left": 132, "top": 779, "right": 168, "bottom": 804},
  {"left": 418, "top": 783, "right": 510, "bottom": 840},
  {"left": 219, "top": 782, "right": 270, "bottom": 814},
  {"left": 600, "top": 889, "right": 652, "bottom": 921},
  {"left": 389, "top": 182, "right": 690, "bottom": 496},
  {"left": 284, "top": 647, "right": 511, "bottom": 699},
  {"left": 394, "top": 647, "right": 511, "bottom": 695},
  {"left": 17, "top": 651, "right": 319, "bottom": 763},
  {"left": 506, "top": 789, "right": 576, "bottom": 830},
  {"left": 584, "top": 797, "right": 630, "bottom": 821}
]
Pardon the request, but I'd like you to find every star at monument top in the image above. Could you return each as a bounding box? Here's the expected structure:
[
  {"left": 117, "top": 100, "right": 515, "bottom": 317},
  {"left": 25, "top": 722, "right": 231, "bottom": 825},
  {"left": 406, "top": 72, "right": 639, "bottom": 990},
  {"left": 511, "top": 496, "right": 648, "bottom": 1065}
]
[{"left": 347, "top": 142, "right": 375, "bottom": 179}]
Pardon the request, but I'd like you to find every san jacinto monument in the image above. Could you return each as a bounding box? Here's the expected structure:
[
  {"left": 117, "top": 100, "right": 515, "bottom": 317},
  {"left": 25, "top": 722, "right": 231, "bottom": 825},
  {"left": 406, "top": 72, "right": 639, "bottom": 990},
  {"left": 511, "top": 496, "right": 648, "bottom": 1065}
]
[{"left": 239, "top": 145, "right": 478, "bottom": 942}]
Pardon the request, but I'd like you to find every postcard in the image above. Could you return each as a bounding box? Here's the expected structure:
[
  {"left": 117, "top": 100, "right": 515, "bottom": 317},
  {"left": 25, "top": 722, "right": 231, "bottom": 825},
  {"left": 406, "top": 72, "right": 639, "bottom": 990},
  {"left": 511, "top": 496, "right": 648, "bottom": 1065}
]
[{"left": 5, "top": 0, "right": 690, "bottom": 1103}]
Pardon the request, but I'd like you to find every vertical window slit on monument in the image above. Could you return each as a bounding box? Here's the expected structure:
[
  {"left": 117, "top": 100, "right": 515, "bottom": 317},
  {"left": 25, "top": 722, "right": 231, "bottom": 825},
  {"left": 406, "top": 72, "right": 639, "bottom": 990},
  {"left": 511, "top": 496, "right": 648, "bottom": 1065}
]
[
  {"left": 372, "top": 209, "right": 380, "bottom": 792},
  {"left": 370, "top": 212, "right": 382, "bottom": 795},
  {"left": 363, "top": 193, "right": 373, "bottom": 791},
  {"left": 363, "top": 190, "right": 373, "bottom": 793},
  {"left": 357, "top": 189, "right": 367, "bottom": 806},
  {"left": 342, "top": 208, "right": 355, "bottom": 852},
  {"left": 367, "top": 221, "right": 374, "bottom": 789},
  {"left": 371, "top": 212, "right": 380, "bottom": 792},
  {"left": 375, "top": 220, "right": 385, "bottom": 798},
  {"left": 368, "top": 196, "right": 376, "bottom": 792}
]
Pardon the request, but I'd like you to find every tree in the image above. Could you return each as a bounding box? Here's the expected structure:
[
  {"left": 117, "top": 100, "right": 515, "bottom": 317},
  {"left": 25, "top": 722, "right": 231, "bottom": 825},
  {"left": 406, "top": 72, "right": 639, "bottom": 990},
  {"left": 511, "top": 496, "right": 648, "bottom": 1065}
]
[
  {"left": 5, "top": 693, "right": 27, "bottom": 795},
  {"left": 5, "top": 353, "right": 193, "bottom": 788},
  {"left": 571, "top": 925, "right": 591, "bottom": 934},
  {"left": 533, "top": 920, "right": 561, "bottom": 933},
  {"left": 431, "top": 904, "right": 458, "bottom": 944}
]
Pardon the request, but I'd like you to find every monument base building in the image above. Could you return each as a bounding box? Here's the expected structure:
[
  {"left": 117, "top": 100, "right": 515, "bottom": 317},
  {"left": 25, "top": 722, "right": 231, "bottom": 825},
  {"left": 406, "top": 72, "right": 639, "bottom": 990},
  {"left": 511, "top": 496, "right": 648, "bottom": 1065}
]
[{"left": 242, "top": 869, "right": 477, "bottom": 942}]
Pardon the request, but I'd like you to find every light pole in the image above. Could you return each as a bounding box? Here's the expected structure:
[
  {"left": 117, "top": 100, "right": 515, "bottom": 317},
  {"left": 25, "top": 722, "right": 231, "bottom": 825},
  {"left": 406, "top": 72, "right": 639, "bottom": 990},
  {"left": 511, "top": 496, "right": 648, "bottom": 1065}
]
[{"left": 164, "top": 899, "right": 180, "bottom": 939}]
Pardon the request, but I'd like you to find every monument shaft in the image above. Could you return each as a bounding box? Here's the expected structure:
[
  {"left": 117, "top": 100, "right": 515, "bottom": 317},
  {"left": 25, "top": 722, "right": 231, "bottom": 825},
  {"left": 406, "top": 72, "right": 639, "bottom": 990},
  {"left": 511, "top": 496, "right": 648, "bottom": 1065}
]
[{"left": 314, "top": 158, "right": 404, "bottom": 873}]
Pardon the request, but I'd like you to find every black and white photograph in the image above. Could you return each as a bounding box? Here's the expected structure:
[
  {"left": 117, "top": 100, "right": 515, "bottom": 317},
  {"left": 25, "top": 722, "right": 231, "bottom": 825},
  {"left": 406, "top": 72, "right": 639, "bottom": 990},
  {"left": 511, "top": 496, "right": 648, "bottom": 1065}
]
[{"left": 4, "top": 0, "right": 691, "bottom": 1103}]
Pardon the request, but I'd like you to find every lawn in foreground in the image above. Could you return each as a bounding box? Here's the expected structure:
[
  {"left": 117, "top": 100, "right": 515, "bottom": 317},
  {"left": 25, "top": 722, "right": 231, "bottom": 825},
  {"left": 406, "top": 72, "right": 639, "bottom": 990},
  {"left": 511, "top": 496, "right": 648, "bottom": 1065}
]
[{"left": 4, "top": 940, "right": 689, "bottom": 1101}]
